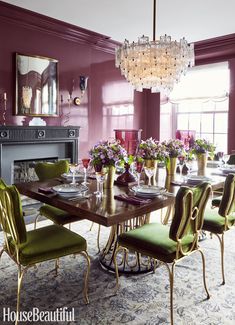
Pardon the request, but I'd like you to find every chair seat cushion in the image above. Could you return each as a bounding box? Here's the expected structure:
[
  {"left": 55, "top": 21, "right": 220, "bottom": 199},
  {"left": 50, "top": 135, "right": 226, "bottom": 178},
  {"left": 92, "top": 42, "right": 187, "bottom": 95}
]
[
  {"left": 211, "top": 196, "right": 222, "bottom": 208},
  {"left": 39, "top": 205, "right": 83, "bottom": 225},
  {"left": 118, "top": 223, "right": 194, "bottom": 263},
  {"left": 203, "top": 208, "right": 235, "bottom": 234},
  {"left": 9, "top": 225, "right": 87, "bottom": 266}
]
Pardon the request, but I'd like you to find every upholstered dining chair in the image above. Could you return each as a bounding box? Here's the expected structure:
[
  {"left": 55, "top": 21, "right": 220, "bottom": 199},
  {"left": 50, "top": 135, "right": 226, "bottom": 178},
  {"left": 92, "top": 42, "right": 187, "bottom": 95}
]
[
  {"left": 0, "top": 178, "right": 7, "bottom": 261},
  {"left": 0, "top": 185, "right": 90, "bottom": 325},
  {"left": 203, "top": 173, "right": 235, "bottom": 285},
  {"left": 34, "top": 160, "right": 82, "bottom": 228},
  {"left": 114, "top": 182, "right": 212, "bottom": 325},
  {"left": 226, "top": 154, "right": 235, "bottom": 165}
]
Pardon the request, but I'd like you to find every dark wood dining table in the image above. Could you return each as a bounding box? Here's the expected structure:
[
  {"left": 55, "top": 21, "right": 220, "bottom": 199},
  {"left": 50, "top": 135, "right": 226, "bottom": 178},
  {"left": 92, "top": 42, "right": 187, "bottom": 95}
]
[
  {"left": 16, "top": 176, "right": 175, "bottom": 227},
  {"left": 15, "top": 168, "right": 225, "bottom": 228},
  {"left": 15, "top": 167, "right": 226, "bottom": 273}
]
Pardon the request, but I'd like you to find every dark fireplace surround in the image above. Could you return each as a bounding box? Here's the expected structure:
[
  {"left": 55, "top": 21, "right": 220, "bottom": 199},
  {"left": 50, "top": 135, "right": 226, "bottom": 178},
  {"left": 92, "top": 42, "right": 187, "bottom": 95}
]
[{"left": 0, "top": 126, "right": 80, "bottom": 184}]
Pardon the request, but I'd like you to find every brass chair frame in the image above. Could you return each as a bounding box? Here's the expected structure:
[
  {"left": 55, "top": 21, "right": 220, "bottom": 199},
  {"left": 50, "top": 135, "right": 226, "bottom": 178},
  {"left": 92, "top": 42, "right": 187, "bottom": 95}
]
[
  {"left": 0, "top": 188, "right": 90, "bottom": 325},
  {"left": 203, "top": 173, "right": 235, "bottom": 285},
  {"left": 114, "top": 184, "right": 212, "bottom": 325}
]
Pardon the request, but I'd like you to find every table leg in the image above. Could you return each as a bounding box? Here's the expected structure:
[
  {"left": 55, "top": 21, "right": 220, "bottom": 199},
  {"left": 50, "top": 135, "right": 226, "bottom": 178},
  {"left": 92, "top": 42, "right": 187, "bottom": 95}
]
[{"left": 99, "top": 214, "right": 154, "bottom": 274}]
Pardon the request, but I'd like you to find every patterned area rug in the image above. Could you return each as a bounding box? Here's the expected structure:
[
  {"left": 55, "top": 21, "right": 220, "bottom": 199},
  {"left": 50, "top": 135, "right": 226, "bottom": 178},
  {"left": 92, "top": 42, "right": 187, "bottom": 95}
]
[{"left": 0, "top": 219, "right": 235, "bottom": 325}]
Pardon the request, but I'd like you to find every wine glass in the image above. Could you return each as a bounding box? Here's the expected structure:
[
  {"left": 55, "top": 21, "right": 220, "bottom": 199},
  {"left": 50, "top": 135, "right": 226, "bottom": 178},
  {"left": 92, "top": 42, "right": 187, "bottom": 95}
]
[
  {"left": 223, "top": 154, "right": 230, "bottom": 167},
  {"left": 69, "top": 164, "right": 79, "bottom": 185},
  {"left": 82, "top": 158, "right": 90, "bottom": 185},
  {"left": 217, "top": 152, "right": 224, "bottom": 166},
  {"left": 135, "top": 160, "right": 144, "bottom": 188},
  {"left": 144, "top": 166, "right": 155, "bottom": 187},
  {"left": 95, "top": 171, "right": 106, "bottom": 198},
  {"left": 178, "top": 155, "right": 185, "bottom": 179},
  {"left": 94, "top": 164, "right": 103, "bottom": 194}
]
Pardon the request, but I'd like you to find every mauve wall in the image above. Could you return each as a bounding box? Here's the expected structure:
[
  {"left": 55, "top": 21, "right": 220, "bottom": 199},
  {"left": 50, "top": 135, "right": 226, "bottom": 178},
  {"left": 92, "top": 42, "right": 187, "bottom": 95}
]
[{"left": 0, "top": 1, "right": 146, "bottom": 158}]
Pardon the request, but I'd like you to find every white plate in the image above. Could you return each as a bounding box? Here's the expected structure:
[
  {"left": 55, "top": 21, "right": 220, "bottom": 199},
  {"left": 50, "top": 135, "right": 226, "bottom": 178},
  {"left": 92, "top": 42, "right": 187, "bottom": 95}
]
[
  {"left": 219, "top": 166, "right": 235, "bottom": 174},
  {"left": 187, "top": 176, "right": 212, "bottom": 185},
  {"left": 58, "top": 192, "right": 84, "bottom": 198},
  {"left": 52, "top": 184, "right": 87, "bottom": 193},
  {"left": 132, "top": 185, "right": 166, "bottom": 197},
  {"left": 61, "top": 173, "right": 84, "bottom": 180}
]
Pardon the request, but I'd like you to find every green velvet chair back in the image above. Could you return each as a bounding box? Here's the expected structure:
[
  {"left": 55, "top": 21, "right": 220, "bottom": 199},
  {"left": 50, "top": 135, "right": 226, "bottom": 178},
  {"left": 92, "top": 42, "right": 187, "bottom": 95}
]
[
  {"left": 218, "top": 173, "right": 235, "bottom": 217},
  {"left": 227, "top": 154, "right": 235, "bottom": 165},
  {"left": 0, "top": 178, "right": 7, "bottom": 189},
  {"left": 35, "top": 160, "right": 69, "bottom": 181},
  {"left": 192, "top": 182, "right": 212, "bottom": 231},
  {"left": 0, "top": 185, "right": 27, "bottom": 245},
  {"left": 169, "top": 187, "right": 194, "bottom": 241},
  {"left": 170, "top": 182, "right": 211, "bottom": 241}
]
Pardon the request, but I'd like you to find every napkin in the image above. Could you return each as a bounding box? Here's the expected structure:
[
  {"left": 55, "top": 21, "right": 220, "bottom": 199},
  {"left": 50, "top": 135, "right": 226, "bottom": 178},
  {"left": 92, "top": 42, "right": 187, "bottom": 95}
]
[
  {"left": 114, "top": 194, "right": 152, "bottom": 205},
  {"left": 38, "top": 187, "right": 54, "bottom": 194}
]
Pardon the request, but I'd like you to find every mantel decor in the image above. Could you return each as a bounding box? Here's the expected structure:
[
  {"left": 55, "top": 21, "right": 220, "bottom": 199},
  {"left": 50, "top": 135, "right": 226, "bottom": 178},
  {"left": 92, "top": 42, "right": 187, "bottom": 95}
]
[{"left": 15, "top": 53, "right": 59, "bottom": 117}]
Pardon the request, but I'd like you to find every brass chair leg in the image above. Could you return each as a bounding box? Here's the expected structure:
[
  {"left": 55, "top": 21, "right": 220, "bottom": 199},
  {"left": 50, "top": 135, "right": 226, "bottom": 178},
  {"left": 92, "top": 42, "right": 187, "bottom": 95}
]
[
  {"left": 113, "top": 246, "right": 126, "bottom": 292},
  {"left": 34, "top": 213, "right": 41, "bottom": 229},
  {"left": 164, "top": 262, "right": 175, "bottom": 325},
  {"left": 0, "top": 247, "right": 4, "bottom": 261},
  {"left": 80, "top": 251, "right": 90, "bottom": 304},
  {"left": 89, "top": 222, "right": 94, "bottom": 231},
  {"left": 97, "top": 224, "right": 101, "bottom": 253},
  {"left": 198, "top": 249, "right": 210, "bottom": 299},
  {"left": 16, "top": 266, "right": 27, "bottom": 325},
  {"left": 55, "top": 259, "right": 59, "bottom": 276},
  {"left": 215, "top": 232, "right": 225, "bottom": 285}
]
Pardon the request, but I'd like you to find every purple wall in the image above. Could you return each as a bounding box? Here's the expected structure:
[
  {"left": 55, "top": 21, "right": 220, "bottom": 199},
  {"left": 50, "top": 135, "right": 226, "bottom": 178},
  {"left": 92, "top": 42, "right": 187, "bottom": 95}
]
[{"left": 0, "top": 1, "right": 147, "bottom": 158}]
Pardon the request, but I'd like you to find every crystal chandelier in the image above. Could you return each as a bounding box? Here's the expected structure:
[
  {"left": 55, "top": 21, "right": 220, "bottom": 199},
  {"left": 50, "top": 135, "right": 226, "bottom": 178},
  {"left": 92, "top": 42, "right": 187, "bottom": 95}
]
[{"left": 115, "top": 0, "right": 195, "bottom": 94}]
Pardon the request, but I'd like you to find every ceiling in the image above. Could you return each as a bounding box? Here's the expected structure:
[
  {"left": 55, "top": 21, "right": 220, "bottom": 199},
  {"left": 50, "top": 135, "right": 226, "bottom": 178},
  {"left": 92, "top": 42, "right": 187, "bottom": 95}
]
[{"left": 2, "top": 0, "right": 235, "bottom": 43}]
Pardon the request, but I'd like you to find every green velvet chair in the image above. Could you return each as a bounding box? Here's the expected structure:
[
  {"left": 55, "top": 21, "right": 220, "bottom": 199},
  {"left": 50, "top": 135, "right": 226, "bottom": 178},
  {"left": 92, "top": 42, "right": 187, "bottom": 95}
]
[
  {"left": 114, "top": 182, "right": 212, "bottom": 325},
  {"left": 0, "top": 185, "right": 90, "bottom": 325},
  {"left": 0, "top": 178, "right": 7, "bottom": 260},
  {"left": 226, "top": 154, "right": 235, "bottom": 165},
  {"left": 203, "top": 173, "right": 235, "bottom": 285},
  {"left": 34, "top": 160, "right": 82, "bottom": 227}
]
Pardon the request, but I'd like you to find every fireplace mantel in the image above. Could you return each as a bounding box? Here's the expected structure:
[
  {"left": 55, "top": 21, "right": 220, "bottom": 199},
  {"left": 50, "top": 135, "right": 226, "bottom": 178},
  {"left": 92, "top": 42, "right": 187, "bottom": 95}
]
[{"left": 0, "top": 126, "right": 80, "bottom": 184}]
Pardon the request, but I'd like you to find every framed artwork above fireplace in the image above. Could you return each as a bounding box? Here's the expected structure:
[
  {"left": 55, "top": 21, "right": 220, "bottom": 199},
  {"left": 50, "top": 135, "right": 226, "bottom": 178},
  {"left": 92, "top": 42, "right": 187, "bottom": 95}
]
[{"left": 15, "top": 53, "right": 59, "bottom": 116}]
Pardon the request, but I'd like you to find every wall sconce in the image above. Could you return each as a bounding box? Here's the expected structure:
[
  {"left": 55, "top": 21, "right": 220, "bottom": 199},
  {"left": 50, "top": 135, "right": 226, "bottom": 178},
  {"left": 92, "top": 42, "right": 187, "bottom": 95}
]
[{"left": 73, "top": 76, "right": 88, "bottom": 106}]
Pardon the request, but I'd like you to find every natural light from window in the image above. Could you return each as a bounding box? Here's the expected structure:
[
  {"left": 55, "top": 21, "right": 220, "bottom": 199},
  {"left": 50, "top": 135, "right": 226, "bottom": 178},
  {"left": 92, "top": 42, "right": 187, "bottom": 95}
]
[{"left": 160, "top": 62, "right": 229, "bottom": 152}]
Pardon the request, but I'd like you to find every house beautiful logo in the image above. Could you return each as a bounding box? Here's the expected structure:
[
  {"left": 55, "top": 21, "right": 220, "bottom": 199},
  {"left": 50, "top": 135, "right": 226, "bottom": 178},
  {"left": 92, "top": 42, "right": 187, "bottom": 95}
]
[{"left": 2, "top": 307, "right": 75, "bottom": 323}]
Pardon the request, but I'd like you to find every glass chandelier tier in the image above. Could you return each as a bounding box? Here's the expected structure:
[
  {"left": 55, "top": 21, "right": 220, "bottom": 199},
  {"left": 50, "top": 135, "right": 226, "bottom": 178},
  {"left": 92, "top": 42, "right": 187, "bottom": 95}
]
[{"left": 115, "top": 0, "right": 195, "bottom": 94}]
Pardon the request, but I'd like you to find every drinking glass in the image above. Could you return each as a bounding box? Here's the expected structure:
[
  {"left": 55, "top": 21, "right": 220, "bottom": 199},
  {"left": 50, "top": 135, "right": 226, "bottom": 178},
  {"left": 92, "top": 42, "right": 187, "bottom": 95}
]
[
  {"left": 144, "top": 166, "right": 155, "bottom": 186},
  {"left": 223, "top": 154, "right": 230, "bottom": 167},
  {"left": 178, "top": 155, "right": 185, "bottom": 179},
  {"left": 135, "top": 161, "right": 144, "bottom": 188},
  {"left": 94, "top": 164, "right": 103, "bottom": 194},
  {"left": 95, "top": 172, "right": 106, "bottom": 198},
  {"left": 82, "top": 158, "right": 90, "bottom": 185},
  {"left": 217, "top": 152, "right": 224, "bottom": 166},
  {"left": 69, "top": 164, "right": 79, "bottom": 185}
]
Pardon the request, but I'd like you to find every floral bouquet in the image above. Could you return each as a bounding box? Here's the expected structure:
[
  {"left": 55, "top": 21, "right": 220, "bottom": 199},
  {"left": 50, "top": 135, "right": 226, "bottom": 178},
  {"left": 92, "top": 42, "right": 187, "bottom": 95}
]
[
  {"left": 89, "top": 139, "right": 127, "bottom": 167},
  {"left": 191, "top": 138, "right": 216, "bottom": 159},
  {"left": 161, "top": 139, "right": 185, "bottom": 158},
  {"left": 137, "top": 137, "right": 165, "bottom": 161}
]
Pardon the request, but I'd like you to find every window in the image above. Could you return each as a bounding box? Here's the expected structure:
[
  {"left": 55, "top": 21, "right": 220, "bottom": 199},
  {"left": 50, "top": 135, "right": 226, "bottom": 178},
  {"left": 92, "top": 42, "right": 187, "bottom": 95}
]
[{"left": 160, "top": 62, "right": 229, "bottom": 152}]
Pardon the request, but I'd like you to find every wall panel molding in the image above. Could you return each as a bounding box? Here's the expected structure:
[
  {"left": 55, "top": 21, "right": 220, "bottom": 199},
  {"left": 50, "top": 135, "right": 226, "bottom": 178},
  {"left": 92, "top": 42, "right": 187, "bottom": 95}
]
[
  {"left": 0, "top": 0, "right": 119, "bottom": 54},
  {"left": 195, "top": 33, "right": 235, "bottom": 65}
]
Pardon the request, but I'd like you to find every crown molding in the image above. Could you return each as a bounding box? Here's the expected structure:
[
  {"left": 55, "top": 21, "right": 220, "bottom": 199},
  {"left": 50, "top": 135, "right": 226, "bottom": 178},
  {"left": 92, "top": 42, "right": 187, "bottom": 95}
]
[
  {"left": 0, "top": 0, "right": 120, "bottom": 54},
  {"left": 195, "top": 33, "right": 235, "bottom": 65}
]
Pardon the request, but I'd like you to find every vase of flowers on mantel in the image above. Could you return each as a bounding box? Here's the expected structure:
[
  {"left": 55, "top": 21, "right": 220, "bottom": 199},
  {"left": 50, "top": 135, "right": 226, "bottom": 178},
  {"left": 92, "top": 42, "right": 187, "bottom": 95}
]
[
  {"left": 162, "top": 139, "right": 185, "bottom": 178},
  {"left": 89, "top": 139, "right": 127, "bottom": 189},
  {"left": 191, "top": 139, "right": 216, "bottom": 176},
  {"left": 137, "top": 137, "right": 164, "bottom": 185}
]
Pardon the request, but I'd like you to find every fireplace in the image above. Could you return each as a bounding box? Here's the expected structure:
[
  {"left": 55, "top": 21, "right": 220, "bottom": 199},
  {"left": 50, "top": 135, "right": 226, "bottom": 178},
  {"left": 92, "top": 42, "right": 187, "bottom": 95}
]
[{"left": 0, "top": 126, "right": 80, "bottom": 184}]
